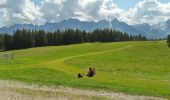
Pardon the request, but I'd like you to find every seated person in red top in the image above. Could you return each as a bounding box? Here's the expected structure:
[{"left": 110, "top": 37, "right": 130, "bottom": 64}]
[{"left": 86, "top": 68, "right": 94, "bottom": 77}]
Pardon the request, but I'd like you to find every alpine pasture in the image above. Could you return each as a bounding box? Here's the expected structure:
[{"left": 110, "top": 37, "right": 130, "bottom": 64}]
[{"left": 0, "top": 41, "right": 169, "bottom": 99}]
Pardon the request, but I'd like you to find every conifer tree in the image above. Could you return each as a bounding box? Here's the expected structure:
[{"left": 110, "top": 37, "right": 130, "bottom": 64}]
[
  {"left": 3, "top": 34, "right": 13, "bottom": 50},
  {"left": 167, "top": 35, "right": 170, "bottom": 47},
  {"left": 0, "top": 34, "right": 4, "bottom": 50}
]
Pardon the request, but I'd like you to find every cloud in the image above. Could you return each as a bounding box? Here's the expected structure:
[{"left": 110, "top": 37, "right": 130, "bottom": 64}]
[
  {"left": 121, "top": 0, "right": 170, "bottom": 25},
  {"left": 41, "top": 0, "right": 78, "bottom": 23},
  {"left": 76, "top": 0, "right": 124, "bottom": 21},
  {"left": 0, "top": 0, "right": 6, "bottom": 6},
  {"left": 0, "top": 0, "right": 170, "bottom": 27},
  {"left": 41, "top": 0, "right": 124, "bottom": 22},
  {"left": 0, "top": 0, "right": 43, "bottom": 27},
  {"left": 98, "top": 0, "right": 124, "bottom": 20}
]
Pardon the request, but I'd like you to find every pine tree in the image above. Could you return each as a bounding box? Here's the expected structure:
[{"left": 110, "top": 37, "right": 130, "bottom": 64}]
[
  {"left": 0, "top": 34, "right": 4, "bottom": 50},
  {"left": 46, "top": 32, "right": 54, "bottom": 46},
  {"left": 13, "top": 29, "right": 34, "bottom": 49},
  {"left": 35, "top": 30, "right": 47, "bottom": 47},
  {"left": 13, "top": 29, "right": 22, "bottom": 49},
  {"left": 27, "top": 30, "right": 35, "bottom": 48},
  {"left": 74, "top": 29, "right": 83, "bottom": 43},
  {"left": 53, "top": 30, "right": 63, "bottom": 45},
  {"left": 3, "top": 34, "right": 13, "bottom": 50},
  {"left": 167, "top": 35, "right": 170, "bottom": 47}
]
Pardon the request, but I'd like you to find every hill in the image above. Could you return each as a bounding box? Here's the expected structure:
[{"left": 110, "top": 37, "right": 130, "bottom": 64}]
[
  {"left": 0, "top": 41, "right": 169, "bottom": 99},
  {"left": 134, "top": 20, "right": 170, "bottom": 39}
]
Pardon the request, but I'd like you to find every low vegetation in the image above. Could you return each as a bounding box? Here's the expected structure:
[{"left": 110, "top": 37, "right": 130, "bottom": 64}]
[{"left": 0, "top": 41, "right": 169, "bottom": 99}]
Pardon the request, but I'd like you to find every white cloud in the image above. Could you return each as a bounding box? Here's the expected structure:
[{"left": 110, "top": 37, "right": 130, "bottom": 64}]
[
  {"left": 0, "top": 0, "right": 170, "bottom": 27},
  {"left": 41, "top": 0, "right": 170, "bottom": 25},
  {"left": 98, "top": 0, "right": 124, "bottom": 20},
  {"left": 0, "top": 0, "right": 6, "bottom": 6},
  {"left": 121, "top": 0, "right": 170, "bottom": 25},
  {"left": 41, "top": 0, "right": 78, "bottom": 23},
  {"left": 41, "top": 0, "right": 124, "bottom": 22},
  {"left": 76, "top": 0, "right": 124, "bottom": 21},
  {"left": 0, "top": 0, "right": 43, "bottom": 27}
]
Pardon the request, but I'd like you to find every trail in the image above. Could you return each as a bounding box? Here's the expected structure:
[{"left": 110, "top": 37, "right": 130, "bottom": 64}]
[
  {"left": 42, "top": 45, "right": 134, "bottom": 66},
  {"left": 0, "top": 80, "right": 167, "bottom": 100},
  {"left": 58, "top": 45, "right": 133, "bottom": 61},
  {"left": 41, "top": 45, "right": 134, "bottom": 73}
]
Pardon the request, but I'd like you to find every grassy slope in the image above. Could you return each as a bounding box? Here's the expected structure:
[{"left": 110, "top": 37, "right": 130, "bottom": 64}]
[{"left": 0, "top": 41, "right": 169, "bottom": 98}]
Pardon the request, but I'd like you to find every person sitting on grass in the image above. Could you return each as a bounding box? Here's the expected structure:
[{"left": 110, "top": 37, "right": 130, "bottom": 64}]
[
  {"left": 78, "top": 68, "right": 96, "bottom": 78},
  {"left": 86, "top": 68, "right": 94, "bottom": 77}
]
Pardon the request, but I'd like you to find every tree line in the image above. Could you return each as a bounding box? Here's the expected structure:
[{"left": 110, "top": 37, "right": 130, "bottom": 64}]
[
  {"left": 167, "top": 34, "right": 170, "bottom": 47},
  {"left": 0, "top": 29, "right": 147, "bottom": 51}
]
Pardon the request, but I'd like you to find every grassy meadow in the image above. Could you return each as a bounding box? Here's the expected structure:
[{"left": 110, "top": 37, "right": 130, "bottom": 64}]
[{"left": 0, "top": 41, "right": 169, "bottom": 98}]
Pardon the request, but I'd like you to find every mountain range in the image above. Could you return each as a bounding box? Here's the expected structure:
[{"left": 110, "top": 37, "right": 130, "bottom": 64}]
[{"left": 0, "top": 19, "right": 170, "bottom": 39}]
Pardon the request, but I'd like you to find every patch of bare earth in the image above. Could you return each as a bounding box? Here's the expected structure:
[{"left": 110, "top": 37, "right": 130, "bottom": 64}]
[{"left": 0, "top": 80, "right": 167, "bottom": 100}]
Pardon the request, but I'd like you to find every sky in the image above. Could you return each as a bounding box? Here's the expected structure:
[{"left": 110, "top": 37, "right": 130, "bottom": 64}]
[
  {"left": 31, "top": 0, "right": 170, "bottom": 10},
  {"left": 114, "top": 0, "right": 170, "bottom": 10},
  {"left": 0, "top": 0, "right": 170, "bottom": 27}
]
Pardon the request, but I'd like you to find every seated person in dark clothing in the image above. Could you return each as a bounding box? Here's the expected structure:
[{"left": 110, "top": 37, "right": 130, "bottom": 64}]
[
  {"left": 78, "top": 73, "right": 83, "bottom": 78},
  {"left": 86, "top": 68, "right": 94, "bottom": 77}
]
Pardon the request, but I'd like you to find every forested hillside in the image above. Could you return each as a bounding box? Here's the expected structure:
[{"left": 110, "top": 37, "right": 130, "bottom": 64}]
[{"left": 0, "top": 29, "right": 146, "bottom": 50}]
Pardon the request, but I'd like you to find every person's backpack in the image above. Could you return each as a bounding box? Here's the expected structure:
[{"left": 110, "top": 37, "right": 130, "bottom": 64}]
[{"left": 78, "top": 73, "right": 83, "bottom": 78}]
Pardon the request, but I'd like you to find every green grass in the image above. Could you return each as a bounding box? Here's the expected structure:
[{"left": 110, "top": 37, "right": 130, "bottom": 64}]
[{"left": 0, "top": 41, "right": 170, "bottom": 98}]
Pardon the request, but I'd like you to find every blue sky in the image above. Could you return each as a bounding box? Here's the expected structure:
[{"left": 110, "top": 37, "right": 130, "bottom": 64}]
[
  {"left": 32, "top": 0, "right": 41, "bottom": 5},
  {"left": 114, "top": 0, "right": 170, "bottom": 10},
  {"left": 32, "top": 0, "right": 170, "bottom": 10}
]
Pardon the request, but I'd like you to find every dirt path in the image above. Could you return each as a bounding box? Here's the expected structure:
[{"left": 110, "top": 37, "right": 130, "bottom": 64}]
[
  {"left": 0, "top": 80, "right": 167, "bottom": 100},
  {"left": 39, "top": 45, "right": 135, "bottom": 71},
  {"left": 61, "top": 45, "right": 134, "bottom": 60}
]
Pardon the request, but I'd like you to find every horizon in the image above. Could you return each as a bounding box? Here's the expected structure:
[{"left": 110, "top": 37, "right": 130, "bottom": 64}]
[
  {"left": 0, "top": 18, "right": 170, "bottom": 29},
  {"left": 0, "top": 0, "right": 170, "bottom": 27}
]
